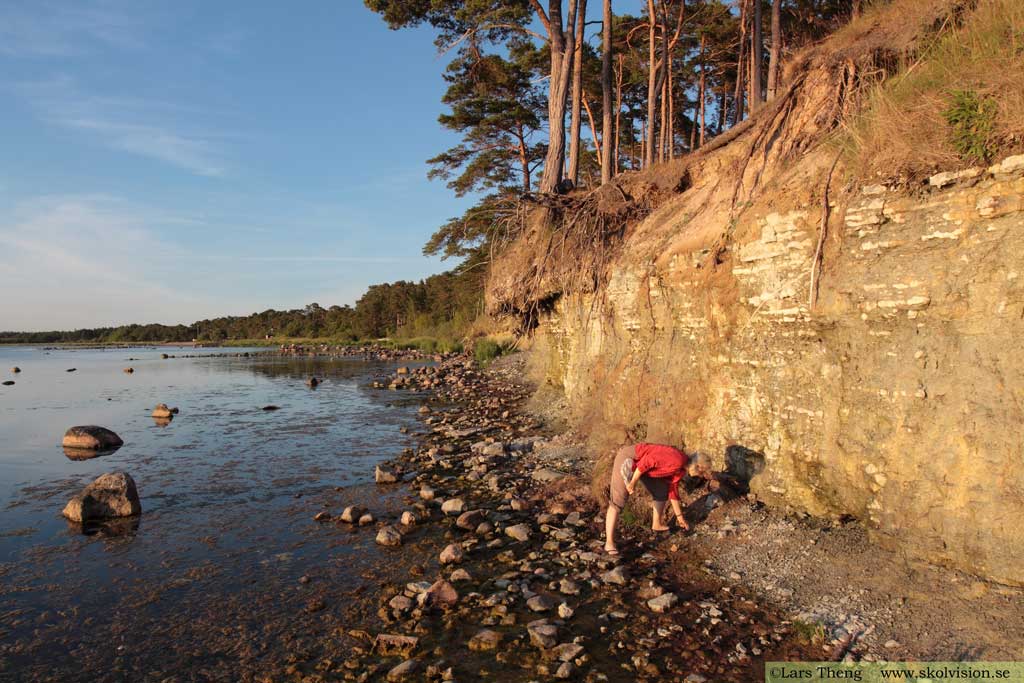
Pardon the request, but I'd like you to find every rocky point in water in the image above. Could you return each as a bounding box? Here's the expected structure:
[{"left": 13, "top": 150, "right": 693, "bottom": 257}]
[
  {"left": 62, "top": 471, "right": 141, "bottom": 523},
  {"left": 61, "top": 426, "right": 124, "bottom": 451}
]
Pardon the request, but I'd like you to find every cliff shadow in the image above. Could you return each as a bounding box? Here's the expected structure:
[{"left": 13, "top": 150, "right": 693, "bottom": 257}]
[{"left": 683, "top": 445, "right": 765, "bottom": 528}]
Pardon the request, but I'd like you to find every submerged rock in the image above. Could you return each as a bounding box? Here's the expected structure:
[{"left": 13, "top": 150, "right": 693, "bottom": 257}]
[
  {"left": 62, "top": 472, "right": 141, "bottom": 523},
  {"left": 376, "top": 526, "right": 402, "bottom": 546},
  {"left": 62, "top": 426, "right": 123, "bottom": 451},
  {"left": 2, "top": 381, "right": 13, "bottom": 386}
]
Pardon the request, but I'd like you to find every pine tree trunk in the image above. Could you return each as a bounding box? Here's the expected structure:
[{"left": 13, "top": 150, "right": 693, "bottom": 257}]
[
  {"left": 662, "top": 2, "right": 672, "bottom": 162},
  {"left": 698, "top": 33, "right": 706, "bottom": 147},
  {"left": 717, "top": 88, "right": 726, "bottom": 134},
  {"left": 601, "top": 0, "right": 614, "bottom": 183},
  {"left": 661, "top": 69, "right": 669, "bottom": 162},
  {"left": 567, "top": 0, "right": 588, "bottom": 185},
  {"left": 733, "top": 0, "right": 747, "bottom": 125},
  {"left": 614, "top": 55, "right": 623, "bottom": 174},
  {"left": 645, "top": 0, "right": 658, "bottom": 169},
  {"left": 517, "top": 124, "right": 531, "bottom": 192},
  {"left": 767, "top": 0, "right": 781, "bottom": 100},
  {"left": 539, "top": 0, "right": 579, "bottom": 193},
  {"left": 750, "top": 0, "right": 764, "bottom": 110}
]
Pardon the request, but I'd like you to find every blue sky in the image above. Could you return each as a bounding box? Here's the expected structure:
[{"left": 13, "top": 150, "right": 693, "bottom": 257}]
[{"left": 0, "top": 1, "right": 474, "bottom": 331}]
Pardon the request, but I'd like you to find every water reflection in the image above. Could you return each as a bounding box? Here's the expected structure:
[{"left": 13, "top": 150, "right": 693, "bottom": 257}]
[
  {"left": 75, "top": 515, "right": 141, "bottom": 539},
  {"left": 63, "top": 445, "right": 122, "bottom": 461}
]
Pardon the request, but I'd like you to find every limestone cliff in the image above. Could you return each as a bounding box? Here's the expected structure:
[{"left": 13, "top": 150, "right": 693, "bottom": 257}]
[{"left": 486, "top": 1, "right": 1024, "bottom": 585}]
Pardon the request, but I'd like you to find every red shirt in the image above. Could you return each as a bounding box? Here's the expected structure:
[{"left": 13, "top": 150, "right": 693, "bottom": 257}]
[{"left": 634, "top": 443, "right": 688, "bottom": 500}]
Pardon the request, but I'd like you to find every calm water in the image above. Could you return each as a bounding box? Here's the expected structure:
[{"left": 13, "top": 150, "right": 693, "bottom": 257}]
[{"left": 0, "top": 345, "right": 430, "bottom": 681}]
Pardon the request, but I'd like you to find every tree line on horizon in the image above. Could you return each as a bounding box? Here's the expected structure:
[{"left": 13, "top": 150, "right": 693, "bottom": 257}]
[{"left": 0, "top": 265, "right": 484, "bottom": 345}]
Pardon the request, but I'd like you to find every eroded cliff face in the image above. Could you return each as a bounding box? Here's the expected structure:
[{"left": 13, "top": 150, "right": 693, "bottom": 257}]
[{"left": 530, "top": 156, "right": 1024, "bottom": 585}]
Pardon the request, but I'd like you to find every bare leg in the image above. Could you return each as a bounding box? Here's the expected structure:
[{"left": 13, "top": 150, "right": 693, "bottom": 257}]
[
  {"left": 604, "top": 505, "right": 620, "bottom": 553},
  {"left": 651, "top": 500, "right": 669, "bottom": 531}
]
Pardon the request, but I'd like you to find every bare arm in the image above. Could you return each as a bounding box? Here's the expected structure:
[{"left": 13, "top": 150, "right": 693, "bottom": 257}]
[
  {"left": 669, "top": 498, "right": 689, "bottom": 530},
  {"left": 624, "top": 468, "right": 643, "bottom": 495}
]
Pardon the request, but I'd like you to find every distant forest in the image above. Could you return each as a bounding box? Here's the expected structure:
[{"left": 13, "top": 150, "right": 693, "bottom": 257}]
[{"left": 0, "top": 265, "right": 484, "bottom": 345}]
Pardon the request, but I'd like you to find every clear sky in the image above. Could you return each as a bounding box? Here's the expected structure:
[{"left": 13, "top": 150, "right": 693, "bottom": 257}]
[{"left": 0, "top": 1, "right": 473, "bottom": 331}]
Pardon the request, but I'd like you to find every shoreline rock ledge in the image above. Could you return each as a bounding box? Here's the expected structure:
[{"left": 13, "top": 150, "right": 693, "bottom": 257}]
[
  {"left": 62, "top": 471, "right": 141, "bottom": 523},
  {"left": 62, "top": 426, "right": 124, "bottom": 451}
]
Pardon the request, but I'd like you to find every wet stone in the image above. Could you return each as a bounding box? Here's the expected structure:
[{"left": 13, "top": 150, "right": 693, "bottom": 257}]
[
  {"left": 601, "top": 566, "right": 629, "bottom": 585},
  {"left": 386, "top": 659, "right": 418, "bottom": 681},
  {"left": 340, "top": 506, "right": 365, "bottom": 523},
  {"left": 376, "top": 464, "right": 402, "bottom": 484},
  {"left": 439, "top": 543, "right": 464, "bottom": 565},
  {"left": 468, "top": 629, "right": 503, "bottom": 652},
  {"left": 526, "top": 594, "right": 560, "bottom": 612},
  {"left": 647, "top": 593, "right": 679, "bottom": 613},
  {"left": 527, "top": 620, "right": 559, "bottom": 649},
  {"left": 441, "top": 498, "right": 465, "bottom": 515},
  {"left": 376, "top": 526, "right": 403, "bottom": 547},
  {"left": 455, "top": 509, "right": 485, "bottom": 530}
]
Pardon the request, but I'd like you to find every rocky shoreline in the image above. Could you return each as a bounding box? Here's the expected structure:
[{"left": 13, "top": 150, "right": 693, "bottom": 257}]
[{"left": 307, "top": 353, "right": 817, "bottom": 683}]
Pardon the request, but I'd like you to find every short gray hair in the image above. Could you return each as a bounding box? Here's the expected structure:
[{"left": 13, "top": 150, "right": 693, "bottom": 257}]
[{"left": 687, "top": 451, "right": 712, "bottom": 477}]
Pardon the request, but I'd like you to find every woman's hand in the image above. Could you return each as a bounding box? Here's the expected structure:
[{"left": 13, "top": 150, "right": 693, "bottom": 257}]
[
  {"left": 676, "top": 514, "right": 690, "bottom": 531},
  {"left": 625, "top": 483, "right": 635, "bottom": 496}
]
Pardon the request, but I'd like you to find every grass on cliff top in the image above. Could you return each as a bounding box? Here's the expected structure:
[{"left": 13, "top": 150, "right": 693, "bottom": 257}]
[{"left": 843, "top": 0, "right": 1024, "bottom": 180}]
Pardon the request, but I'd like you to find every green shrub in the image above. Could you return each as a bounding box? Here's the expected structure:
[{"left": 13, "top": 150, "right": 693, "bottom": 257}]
[
  {"left": 473, "top": 338, "right": 504, "bottom": 364},
  {"left": 944, "top": 90, "right": 999, "bottom": 162}
]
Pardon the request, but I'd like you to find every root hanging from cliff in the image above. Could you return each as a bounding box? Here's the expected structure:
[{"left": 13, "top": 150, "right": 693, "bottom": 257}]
[{"left": 493, "top": 185, "right": 657, "bottom": 332}]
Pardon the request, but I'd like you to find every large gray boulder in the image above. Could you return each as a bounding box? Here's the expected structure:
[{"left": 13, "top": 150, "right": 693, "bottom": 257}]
[
  {"left": 62, "top": 426, "right": 123, "bottom": 451},
  {"left": 62, "top": 472, "right": 141, "bottom": 523}
]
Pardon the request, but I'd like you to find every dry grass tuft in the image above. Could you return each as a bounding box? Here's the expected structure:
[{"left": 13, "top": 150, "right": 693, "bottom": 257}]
[{"left": 843, "top": 0, "right": 1024, "bottom": 181}]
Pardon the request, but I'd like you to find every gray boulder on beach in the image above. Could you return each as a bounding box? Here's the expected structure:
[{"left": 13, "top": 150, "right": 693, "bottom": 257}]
[
  {"left": 62, "top": 471, "right": 141, "bottom": 523},
  {"left": 62, "top": 426, "right": 124, "bottom": 451}
]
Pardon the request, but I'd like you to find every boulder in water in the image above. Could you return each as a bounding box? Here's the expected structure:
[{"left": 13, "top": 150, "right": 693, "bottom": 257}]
[
  {"left": 1, "top": 381, "right": 13, "bottom": 386},
  {"left": 62, "top": 426, "right": 123, "bottom": 451},
  {"left": 62, "top": 472, "right": 141, "bottom": 523},
  {"left": 151, "top": 403, "right": 173, "bottom": 418}
]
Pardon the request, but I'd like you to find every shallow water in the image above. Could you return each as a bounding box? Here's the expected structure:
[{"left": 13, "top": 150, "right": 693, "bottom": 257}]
[{"left": 0, "top": 345, "right": 429, "bottom": 681}]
